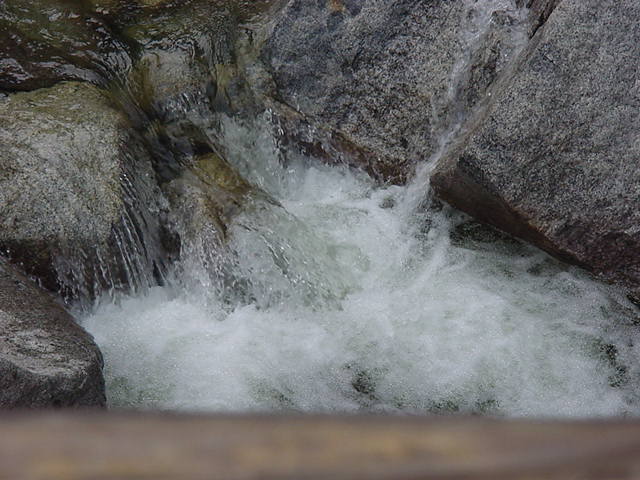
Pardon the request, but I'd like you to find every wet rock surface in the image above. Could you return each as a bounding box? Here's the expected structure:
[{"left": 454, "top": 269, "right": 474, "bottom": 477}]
[
  {"left": 0, "top": 0, "right": 131, "bottom": 92},
  {"left": 103, "top": 0, "right": 267, "bottom": 185},
  {"left": 164, "top": 151, "right": 251, "bottom": 244},
  {"left": 0, "top": 81, "right": 167, "bottom": 298},
  {"left": 255, "top": 0, "right": 531, "bottom": 183},
  {"left": 121, "top": 1, "right": 227, "bottom": 118},
  {"left": 432, "top": 0, "right": 640, "bottom": 297},
  {"left": 0, "top": 257, "right": 105, "bottom": 407}
]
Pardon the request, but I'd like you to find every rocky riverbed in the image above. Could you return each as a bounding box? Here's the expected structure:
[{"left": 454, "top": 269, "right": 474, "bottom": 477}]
[{"left": 1, "top": 0, "right": 639, "bottom": 411}]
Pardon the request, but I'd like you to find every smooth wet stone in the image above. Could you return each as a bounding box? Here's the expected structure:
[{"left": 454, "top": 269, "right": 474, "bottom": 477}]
[
  {"left": 0, "top": 0, "right": 131, "bottom": 91},
  {"left": 432, "top": 0, "right": 640, "bottom": 298},
  {"left": 122, "top": 2, "right": 227, "bottom": 112},
  {"left": 0, "top": 258, "right": 105, "bottom": 408},
  {"left": 0, "top": 81, "right": 167, "bottom": 299},
  {"left": 130, "top": 48, "right": 216, "bottom": 123}
]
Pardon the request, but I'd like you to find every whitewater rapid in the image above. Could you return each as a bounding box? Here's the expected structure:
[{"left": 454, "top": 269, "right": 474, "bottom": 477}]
[
  {"left": 79, "top": 0, "right": 640, "bottom": 417},
  {"left": 81, "top": 113, "right": 640, "bottom": 417}
]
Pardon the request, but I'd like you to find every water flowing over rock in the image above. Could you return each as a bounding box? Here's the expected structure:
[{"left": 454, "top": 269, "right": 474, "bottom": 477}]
[
  {"left": 163, "top": 151, "right": 251, "bottom": 286},
  {"left": 0, "top": 257, "right": 105, "bottom": 407},
  {"left": 122, "top": 2, "right": 225, "bottom": 125},
  {"left": 2, "top": 0, "right": 640, "bottom": 414},
  {"left": 113, "top": 1, "right": 270, "bottom": 183},
  {"left": 252, "top": 0, "right": 533, "bottom": 183},
  {"left": 0, "top": 81, "right": 167, "bottom": 299},
  {"left": 120, "top": 1, "right": 274, "bottom": 120},
  {"left": 431, "top": 0, "right": 640, "bottom": 299},
  {"left": 0, "top": 0, "right": 131, "bottom": 91}
]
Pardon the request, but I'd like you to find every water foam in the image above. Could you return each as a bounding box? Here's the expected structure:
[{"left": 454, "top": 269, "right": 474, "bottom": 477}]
[
  {"left": 81, "top": 0, "right": 640, "bottom": 417},
  {"left": 82, "top": 123, "right": 640, "bottom": 416}
]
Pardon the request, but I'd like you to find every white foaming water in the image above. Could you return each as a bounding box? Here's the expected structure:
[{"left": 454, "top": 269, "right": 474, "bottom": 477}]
[
  {"left": 82, "top": 115, "right": 640, "bottom": 416},
  {"left": 81, "top": 0, "right": 640, "bottom": 416}
]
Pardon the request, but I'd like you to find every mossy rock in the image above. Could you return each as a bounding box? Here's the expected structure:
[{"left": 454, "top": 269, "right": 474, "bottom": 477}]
[{"left": 194, "top": 152, "right": 251, "bottom": 197}]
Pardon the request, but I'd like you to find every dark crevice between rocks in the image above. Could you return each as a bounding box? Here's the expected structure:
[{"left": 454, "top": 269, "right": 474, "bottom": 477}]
[{"left": 516, "top": 0, "right": 564, "bottom": 38}]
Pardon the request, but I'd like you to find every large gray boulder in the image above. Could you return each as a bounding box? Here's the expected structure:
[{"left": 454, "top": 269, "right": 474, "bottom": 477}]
[
  {"left": 0, "top": 81, "right": 167, "bottom": 299},
  {"left": 0, "top": 258, "right": 105, "bottom": 407},
  {"left": 255, "top": 0, "right": 540, "bottom": 183},
  {"left": 432, "top": 0, "right": 640, "bottom": 297}
]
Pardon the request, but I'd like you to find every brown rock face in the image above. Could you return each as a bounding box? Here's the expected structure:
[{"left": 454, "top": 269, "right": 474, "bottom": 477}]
[
  {"left": 431, "top": 0, "right": 640, "bottom": 298},
  {"left": 0, "top": 258, "right": 105, "bottom": 408}
]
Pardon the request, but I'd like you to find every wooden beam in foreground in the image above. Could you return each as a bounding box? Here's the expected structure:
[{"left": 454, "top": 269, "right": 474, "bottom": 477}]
[{"left": 1, "top": 412, "right": 640, "bottom": 479}]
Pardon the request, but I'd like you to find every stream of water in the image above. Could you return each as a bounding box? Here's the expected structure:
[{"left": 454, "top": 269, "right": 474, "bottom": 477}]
[
  {"left": 81, "top": 113, "right": 640, "bottom": 416},
  {"left": 81, "top": 0, "right": 640, "bottom": 417}
]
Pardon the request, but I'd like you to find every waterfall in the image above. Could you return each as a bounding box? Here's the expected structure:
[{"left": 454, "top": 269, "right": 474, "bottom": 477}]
[
  {"left": 81, "top": 112, "right": 640, "bottom": 415},
  {"left": 79, "top": 0, "right": 640, "bottom": 416}
]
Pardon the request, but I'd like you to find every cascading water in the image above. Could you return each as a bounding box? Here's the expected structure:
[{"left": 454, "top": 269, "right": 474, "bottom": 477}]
[
  {"left": 81, "top": 114, "right": 640, "bottom": 416},
  {"left": 80, "top": 0, "right": 640, "bottom": 416}
]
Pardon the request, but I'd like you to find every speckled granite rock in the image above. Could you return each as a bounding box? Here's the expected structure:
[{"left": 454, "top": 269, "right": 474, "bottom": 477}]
[
  {"left": 0, "top": 81, "right": 167, "bottom": 299},
  {"left": 432, "top": 0, "right": 640, "bottom": 298},
  {"left": 255, "top": 0, "right": 536, "bottom": 183},
  {"left": 0, "top": 258, "right": 105, "bottom": 408}
]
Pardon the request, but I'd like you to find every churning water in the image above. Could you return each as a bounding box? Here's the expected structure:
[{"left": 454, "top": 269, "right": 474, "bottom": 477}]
[
  {"left": 82, "top": 114, "right": 640, "bottom": 417},
  {"left": 81, "top": 0, "right": 640, "bottom": 417}
]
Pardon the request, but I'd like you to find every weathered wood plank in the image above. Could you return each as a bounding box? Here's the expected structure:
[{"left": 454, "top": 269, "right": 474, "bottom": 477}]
[{"left": 1, "top": 413, "right": 640, "bottom": 479}]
